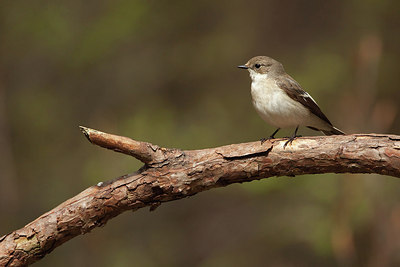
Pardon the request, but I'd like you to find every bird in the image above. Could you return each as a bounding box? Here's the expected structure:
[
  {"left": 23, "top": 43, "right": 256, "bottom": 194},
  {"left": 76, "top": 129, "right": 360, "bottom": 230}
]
[{"left": 238, "top": 56, "right": 345, "bottom": 147}]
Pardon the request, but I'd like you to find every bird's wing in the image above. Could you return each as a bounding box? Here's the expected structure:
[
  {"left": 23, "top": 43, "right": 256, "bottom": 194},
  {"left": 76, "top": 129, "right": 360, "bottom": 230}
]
[{"left": 277, "top": 75, "right": 332, "bottom": 126}]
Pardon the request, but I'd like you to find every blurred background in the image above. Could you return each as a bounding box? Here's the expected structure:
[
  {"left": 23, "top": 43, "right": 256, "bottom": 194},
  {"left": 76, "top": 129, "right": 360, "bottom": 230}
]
[{"left": 1, "top": 0, "right": 400, "bottom": 266}]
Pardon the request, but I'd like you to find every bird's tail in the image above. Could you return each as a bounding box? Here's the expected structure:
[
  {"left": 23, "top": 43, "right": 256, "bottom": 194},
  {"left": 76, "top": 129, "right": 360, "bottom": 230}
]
[{"left": 321, "top": 126, "right": 345, "bottom": 136}]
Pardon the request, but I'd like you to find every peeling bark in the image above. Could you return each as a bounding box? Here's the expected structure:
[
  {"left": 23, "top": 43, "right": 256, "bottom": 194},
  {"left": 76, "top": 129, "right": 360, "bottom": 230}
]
[{"left": 1, "top": 127, "right": 400, "bottom": 266}]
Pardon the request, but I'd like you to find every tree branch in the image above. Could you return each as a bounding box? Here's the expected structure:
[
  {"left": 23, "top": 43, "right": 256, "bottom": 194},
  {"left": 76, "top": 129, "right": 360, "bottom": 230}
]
[{"left": 1, "top": 127, "right": 400, "bottom": 266}]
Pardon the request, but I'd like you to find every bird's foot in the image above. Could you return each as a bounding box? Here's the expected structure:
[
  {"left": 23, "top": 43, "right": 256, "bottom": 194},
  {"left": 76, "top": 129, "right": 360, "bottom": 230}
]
[
  {"left": 260, "top": 128, "right": 281, "bottom": 144},
  {"left": 283, "top": 134, "right": 302, "bottom": 148},
  {"left": 260, "top": 135, "right": 277, "bottom": 144}
]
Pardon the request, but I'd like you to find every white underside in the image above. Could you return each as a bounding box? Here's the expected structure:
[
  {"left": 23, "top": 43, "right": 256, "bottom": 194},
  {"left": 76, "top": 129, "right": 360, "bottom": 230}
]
[{"left": 249, "top": 71, "right": 331, "bottom": 130}]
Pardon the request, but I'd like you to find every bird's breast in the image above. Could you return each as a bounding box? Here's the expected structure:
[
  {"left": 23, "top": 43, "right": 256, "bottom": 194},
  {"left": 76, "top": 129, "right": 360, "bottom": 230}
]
[{"left": 250, "top": 79, "right": 310, "bottom": 128}]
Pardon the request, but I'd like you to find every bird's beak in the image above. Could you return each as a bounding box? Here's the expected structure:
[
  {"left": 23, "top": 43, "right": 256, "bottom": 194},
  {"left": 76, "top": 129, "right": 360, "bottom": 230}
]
[{"left": 237, "top": 65, "right": 248, "bottom": 69}]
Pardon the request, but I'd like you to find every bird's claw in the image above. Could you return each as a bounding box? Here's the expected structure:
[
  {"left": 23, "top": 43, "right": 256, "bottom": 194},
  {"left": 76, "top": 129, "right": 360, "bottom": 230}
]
[
  {"left": 260, "top": 135, "right": 277, "bottom": 144},
  {"left": 283, "top": 135, "right": 302, "bottom": 148}
]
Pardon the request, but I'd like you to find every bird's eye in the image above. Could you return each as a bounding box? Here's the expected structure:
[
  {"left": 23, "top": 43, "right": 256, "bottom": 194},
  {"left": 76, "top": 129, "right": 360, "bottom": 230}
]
[{"left": 255, "top": 64, "right": 261, "bottom": 69}]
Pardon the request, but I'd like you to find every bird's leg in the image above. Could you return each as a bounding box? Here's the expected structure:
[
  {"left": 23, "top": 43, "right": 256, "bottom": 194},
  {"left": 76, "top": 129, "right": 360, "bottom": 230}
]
[
  {"left": 260, "top": 128, "right": 280, "bottom": 144},
  {"left": 283, "top": 126, "right": 301, "bottom": 148},
  {"left": 269, "top": 128, "right": 281, "bottom": 139}
]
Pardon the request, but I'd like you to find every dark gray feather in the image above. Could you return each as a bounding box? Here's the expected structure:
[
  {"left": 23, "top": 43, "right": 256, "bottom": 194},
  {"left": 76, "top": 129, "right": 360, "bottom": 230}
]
[{"left": 277, "top": 75, "right": 333, "bottom": 126}]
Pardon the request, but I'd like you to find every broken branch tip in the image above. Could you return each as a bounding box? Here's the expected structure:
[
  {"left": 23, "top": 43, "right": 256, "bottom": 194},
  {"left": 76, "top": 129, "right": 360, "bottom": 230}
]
[{"left": 79, "top": 126, "right": 92, "bottom": 143}]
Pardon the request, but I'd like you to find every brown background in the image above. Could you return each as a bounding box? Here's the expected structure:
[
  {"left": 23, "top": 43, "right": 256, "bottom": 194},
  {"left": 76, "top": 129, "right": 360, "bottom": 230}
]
[{"left": 1, "top": 0, "right": 400, "bottom": 266}]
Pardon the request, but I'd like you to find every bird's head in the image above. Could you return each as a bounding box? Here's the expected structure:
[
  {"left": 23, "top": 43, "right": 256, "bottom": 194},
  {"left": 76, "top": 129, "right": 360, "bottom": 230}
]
[{"left": 238, "top": 56, "right": 285, "bottom": 80}]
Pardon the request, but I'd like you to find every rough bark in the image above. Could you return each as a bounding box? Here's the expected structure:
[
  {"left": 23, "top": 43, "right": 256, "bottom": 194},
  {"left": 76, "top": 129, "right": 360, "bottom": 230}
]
[{"left": 1, "top": 127, "right": 400, "bottom": 266}]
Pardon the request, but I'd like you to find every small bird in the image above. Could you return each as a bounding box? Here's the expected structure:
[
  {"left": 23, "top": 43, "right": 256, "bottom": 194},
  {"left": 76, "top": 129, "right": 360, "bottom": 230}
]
[{"left": 238, "top": 56, "right": 344, "bottom": 147}]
